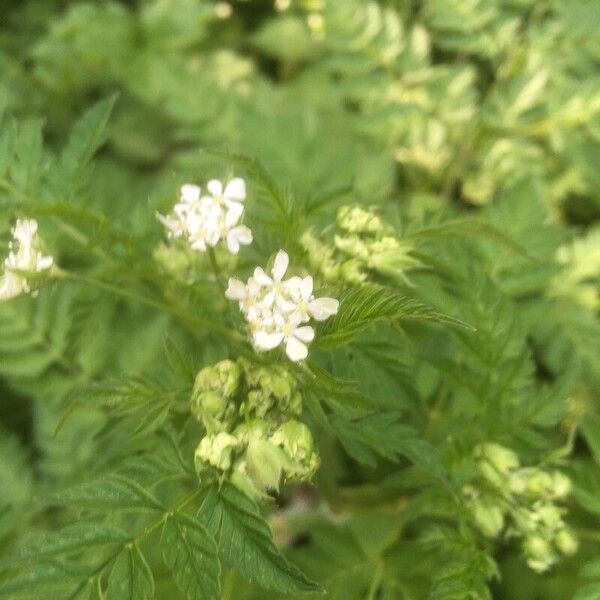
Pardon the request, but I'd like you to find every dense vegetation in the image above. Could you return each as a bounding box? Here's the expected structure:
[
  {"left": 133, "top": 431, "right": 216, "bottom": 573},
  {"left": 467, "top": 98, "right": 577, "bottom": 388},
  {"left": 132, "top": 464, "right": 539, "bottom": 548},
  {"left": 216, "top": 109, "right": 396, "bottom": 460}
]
[{"left": 0, "top": 1, "right": 598, "bottom": 598}]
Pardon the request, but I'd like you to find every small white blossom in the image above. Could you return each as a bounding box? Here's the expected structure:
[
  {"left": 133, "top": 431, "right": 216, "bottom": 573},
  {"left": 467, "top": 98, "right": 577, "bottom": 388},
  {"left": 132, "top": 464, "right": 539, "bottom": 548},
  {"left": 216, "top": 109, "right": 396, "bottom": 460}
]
[
  {"left": 157, "top": 177, "right": 252, "bottom": 255},
  {"left": 0, "top": 219, "right": 54, "bottom": 301},
  {"left": 225, "top": 249, "right": 338, "bottom": 362}
]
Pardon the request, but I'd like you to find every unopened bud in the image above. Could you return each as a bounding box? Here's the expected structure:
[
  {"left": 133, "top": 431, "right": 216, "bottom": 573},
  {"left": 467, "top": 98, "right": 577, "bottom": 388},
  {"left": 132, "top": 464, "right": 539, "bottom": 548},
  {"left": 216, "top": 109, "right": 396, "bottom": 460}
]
[
  {"left": 334, "top": 234, "right": 370, "bottom": 259},
  {"left": 555, "top": 528, "right": 578, "bottom": 556},
  {"left": 337, "top": 206, "right": 383, "bottom": 235},
  {"left": 536, "top": 503, "right": 564, "bottom": 529},
  {"left": 551, "top": 471, "right": 572, "bottom": 499},
  {"left": 523, "top": 535, "right": 555, "bottom": 573},
  {"left": 339, "top": 258, "right": 367, "bottom": 284},
  {"left": 245, "top": 439, "right": 286, "bottom": 491},
  {"left": 471, "top": 500, "right": 505, "bottom": 538},
  {"left": 270, "top": 420, "right": 319, "bottom": 479},
  {"left": 524, "top": 469, "right": 554, "bottom": 497},
  {"left": 195, "top": 432, "right": 238, "bottom": 471},
  {"left": 477, "top": 443, "right": 520, "bottom": 476}
]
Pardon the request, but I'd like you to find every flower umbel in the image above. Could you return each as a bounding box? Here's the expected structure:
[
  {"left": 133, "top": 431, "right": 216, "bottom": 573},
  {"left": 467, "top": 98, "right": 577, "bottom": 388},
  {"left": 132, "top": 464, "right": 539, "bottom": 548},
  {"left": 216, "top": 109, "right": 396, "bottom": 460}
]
[
  {"left": 0, "top": 219, "right": 54, "bottom": 301},
  {"left": 157, "top": 177, "right": 252, "bottom": 254},
  {"left": 225, "top": 250, "right": 339, "bottom": 361}
]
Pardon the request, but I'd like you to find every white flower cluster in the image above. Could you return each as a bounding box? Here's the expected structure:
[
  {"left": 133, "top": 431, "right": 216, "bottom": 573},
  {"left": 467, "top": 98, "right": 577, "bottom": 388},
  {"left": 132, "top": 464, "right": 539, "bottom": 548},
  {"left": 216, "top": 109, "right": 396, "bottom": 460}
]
[
  {"left": 0, "top": 219, "right": 53, "bottom": 301},
  {"left": 157, "top": 177, "right": 252, "bottom": 254},
  {"left": 226, "top": 250, "right": 339, "bottom": 361}
]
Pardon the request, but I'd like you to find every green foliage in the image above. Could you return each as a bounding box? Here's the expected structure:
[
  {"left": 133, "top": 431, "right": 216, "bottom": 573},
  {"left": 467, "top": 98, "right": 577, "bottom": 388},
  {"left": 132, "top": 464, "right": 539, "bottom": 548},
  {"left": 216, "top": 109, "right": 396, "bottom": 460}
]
[
  {"left": 161, "top": 512, "right": 220, "bottom": 600},
  {"left": 198, "top": 482, "right": 322, "bottom": 594},
  {"left": 0, "top": 0, "right": 598, "bottom": 598}
]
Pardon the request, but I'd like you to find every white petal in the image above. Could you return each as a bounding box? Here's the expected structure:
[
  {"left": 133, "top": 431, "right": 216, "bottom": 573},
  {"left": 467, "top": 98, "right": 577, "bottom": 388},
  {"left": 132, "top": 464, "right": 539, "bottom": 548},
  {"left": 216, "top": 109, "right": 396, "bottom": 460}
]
[
  {"left": 226, "top": 233, "right": 240, "bottom": 254},
  {"left": 37, "top": 256, "right": 53, "bottom": 270},
  {"left": 156, "top": 212, "right": 179, "bottom": 234},
  {"left": 225, "top": 278, "right": 247, "bottom": 300},
  {"left": 309, "top": 297, "right": 339, "bottom": 321},
  {"left": 207, "top": 179, "right": 223, "bottom": 197},
  {"left": 225, "top": 202, "right": 244, "bottom": 227},
  {"left": 285, "top": 336, "right": 308, "bottom": 361},
  {"left": 190, "top": 238, "right": 207, "bottom": 251},
  {"left": 253, "top": 267, "right": 272, "bottom": 286},
  {"left": 272, "top": 250, "right": 289, "bottom": 281},
  {"left": 276, "top": 296, "right": 297, "bottom": 313},
  {"left": 181, "top": 184, "right": 201, "bottom": 202},
  {"left": 233, "top": 225, "right": 252, "bottom": 245},
  {"left": 299, "top": 276, "right": 313, "bottom": 300},
  {"left": 224, "top": 177, "right": 246, "bottom": 201},
  {"left": 261, "top": 290, "right": 276, "bottom": 308},
  {"left": 293, "top": 325, "right": 314, "bottom": 343},
  {"left": 254, "top": 330, "right": 284, "bottom": 351}
]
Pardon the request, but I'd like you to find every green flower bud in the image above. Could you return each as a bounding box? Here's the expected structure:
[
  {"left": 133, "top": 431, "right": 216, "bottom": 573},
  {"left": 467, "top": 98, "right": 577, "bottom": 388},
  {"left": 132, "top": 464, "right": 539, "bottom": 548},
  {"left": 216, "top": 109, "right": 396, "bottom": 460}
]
[
  {"left": 300, "top": 229, "right": 340, "bottom": 282},
  {"left": 535, "top": 503, "right": 564, "bottom": 529},
  {"left": 523, "top": 535, "right": 555, "bottom": 573},
  {"left": 241, "top": 390, "right": 274, "bottom": 419},
  {"left": 245, "top": 439, "right": 287, "bottom": 491},
  {"left": 239, "top": 363, "right": 301, "bottom": 421},
  {"left": 339, "top": 258, "right": 367, "bottom": 284},
  {"left": 524, "top": 469, "right": 554, "bottom": 497},
  {"left": 512, "top": 506, "right": 540, "bottom": 533},
  {"left": 191, "top": 360, "right": 242, "bottom": 429},
  {"left": 233, "top": 419, "right": 269, "bottom": 444},
  {"left": 508, "top": 471, "right": 528, "bottom": 495},
  {"left": 471, "top": 499, "right": 505, "bottom": 538},
  {"left": 337, "top": 205, "right": 383, "bottom": 235},
  {"left": 195, "top": 432, "right": 238, "bottom": 472},
  {"left": 192, "top": 360, "right": 241, "bottom": 403},
  {"left": 334, "top": 234, "right": 370, "bottom": 259},
  {"left": 477, "top": 443, "right": 520, "bottom": 475},
  {"left": 270, "top": 420, "right": 319, "bottom": 480},
  {"left": 550, "top": 471, "right": 572, "bottom": 499},
  {"left": 554, "top": 528, "right": 578, "bottom": 556}
]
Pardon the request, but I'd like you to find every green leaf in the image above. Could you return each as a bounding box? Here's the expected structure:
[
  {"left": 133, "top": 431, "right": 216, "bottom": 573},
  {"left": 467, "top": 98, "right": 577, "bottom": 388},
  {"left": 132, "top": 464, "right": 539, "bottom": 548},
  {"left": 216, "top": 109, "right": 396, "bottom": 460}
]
[
  {"left": 46, "top": 474, "right": 164, "bottom": 512},
  {"left": 574, "top": 583, "right": 600, "bottom": 600},
  {"left": 0, "top": 561, "right": 89, "bottom": 596},
  {"left": 198, "top": 482, "right": 323, "bottom": 594},
  {"left": 316, "top": 285, "right": 473, "bottom": 348},
  {"left": 330, "top": 412, "right": 445, "bottom": 478},
  {"left": 106, "top": 544, "right": 154, "bottom": 600},
  {"left": 61, "top": 95, "right": 118, "bottom": 176},
  {"left": 570, "top": 462, "right": 600, "bottom": 514},
  {"left": 302, "top": 360, "right": 374, "bottom": 417},
  {"left": 163, "top": 336, "right": 196, "bottom": 384},
  {"left": 161, "top": 511, "right": 220, "bottom": 600},
  {"left": 9, "top": 118, "right": 44, "bottom": 191},
  {"left": 0, "top": 523, "right": 128, "bottom": 567},
  {"left": 407, "top": 217, "right": 536, "bottom": 261},
  {"left": 582, "top": 414, "right": 600, "bottom": 465}
]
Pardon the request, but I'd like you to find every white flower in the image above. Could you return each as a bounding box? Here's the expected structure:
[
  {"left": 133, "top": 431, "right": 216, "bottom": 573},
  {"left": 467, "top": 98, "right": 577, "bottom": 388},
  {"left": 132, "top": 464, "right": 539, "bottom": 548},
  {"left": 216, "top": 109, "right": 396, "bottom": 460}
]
[
  {"left": 0, "top": 219, "right": 54, "bottom": 301},
  {"left": 286, "top": 275, "right": 339, "bottom": 322},
  {"left": 205, "top": 177, "right": 246, "bottom": 221},
  {"left": 255, "top": 314, "right": 315, "bottom": 361},
  {"left": 225, "top": 249, "right": 338, "bottom": 362},
  {"left": 157, "top": 177, "right": 252, "bottom": 254}
]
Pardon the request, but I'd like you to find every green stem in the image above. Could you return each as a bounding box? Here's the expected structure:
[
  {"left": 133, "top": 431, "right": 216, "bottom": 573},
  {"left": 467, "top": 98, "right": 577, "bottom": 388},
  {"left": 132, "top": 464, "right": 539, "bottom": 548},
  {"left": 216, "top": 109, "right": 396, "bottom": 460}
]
[
  {"left": 59, "top": 269, "right": 179, "bottom": 315},
  {"left": 208, "top": 247, "right": 226, "bottom": 296}
]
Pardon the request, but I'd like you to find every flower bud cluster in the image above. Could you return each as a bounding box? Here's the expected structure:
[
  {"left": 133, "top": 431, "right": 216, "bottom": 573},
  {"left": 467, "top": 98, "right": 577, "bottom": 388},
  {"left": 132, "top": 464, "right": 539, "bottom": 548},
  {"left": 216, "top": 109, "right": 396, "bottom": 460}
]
[
  {"left": 1, "top": 219, "right": 54, "bottom": 301},
  {"left": 300, "top": 205, "right": 420, "bottom": 285},
  {"left": 464, "top": 443, "right": 577, "bottom": 573},
  {"left": 191, "top": 358, "right": 319, "bottom": 498},
  {"left": 226, "top": 250, "right": 338, "bottom": 362},
  {"left": 157, "top": 178, "right": 252, "bottom": 255}
]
